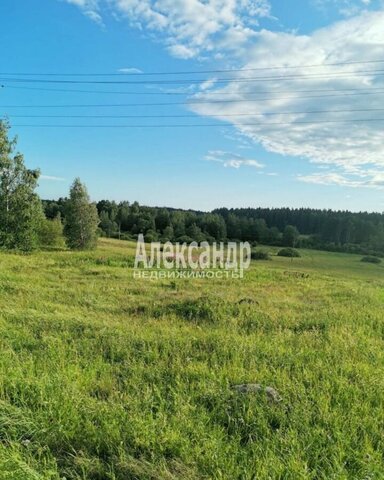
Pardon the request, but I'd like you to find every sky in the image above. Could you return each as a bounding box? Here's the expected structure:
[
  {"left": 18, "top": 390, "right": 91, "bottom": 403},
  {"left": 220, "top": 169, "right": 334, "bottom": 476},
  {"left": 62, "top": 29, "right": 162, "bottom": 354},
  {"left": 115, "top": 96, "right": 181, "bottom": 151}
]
[{"left": 1, "top": 0, "right": 384, "bottom": 212}]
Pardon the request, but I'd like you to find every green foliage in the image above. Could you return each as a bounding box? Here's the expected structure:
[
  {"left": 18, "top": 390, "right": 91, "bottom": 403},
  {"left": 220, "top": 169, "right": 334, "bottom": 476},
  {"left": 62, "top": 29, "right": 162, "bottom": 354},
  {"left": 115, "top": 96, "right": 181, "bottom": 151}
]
[
  {"left": 99, "top": 209, "right": 118, "bottom": 237},
  {"left": 64, "top": 178, "right": 99, "bottom": 250},
  {"left": 161, "top": 225, "right": 175, "bottom": 242},
  {"left": 0, "top": 121, "right": 44, "bottom": 251},
  {"left": 155, "top": 208, "right": 171, "bottom": 232},
  {"left": 38, "top": 214, "right": 65, "bottom": 249},
  {"left": 361, "top": 255, "right": 382, "bottom": 264},
  {"left": 277, "top": 247, "right": 301, "bottom": 257},
  {"left": 144, "top": 229, "right": 159, "bottom": 242},
  {"left": 282, "top": 224, "right": 300, "bottom": 247},
  {"left": 44, "top": 200, "right": 384, "bottom": 255},
  {"left": 251, "top": 250, "right": 272, "bottom": 260}
]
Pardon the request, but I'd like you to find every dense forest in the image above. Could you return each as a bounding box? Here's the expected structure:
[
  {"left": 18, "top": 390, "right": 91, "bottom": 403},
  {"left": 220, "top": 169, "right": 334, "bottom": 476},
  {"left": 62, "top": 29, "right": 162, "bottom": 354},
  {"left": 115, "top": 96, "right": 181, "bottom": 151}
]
[{"left": 43, "top": 199, "right": 384, "bottom": 256}]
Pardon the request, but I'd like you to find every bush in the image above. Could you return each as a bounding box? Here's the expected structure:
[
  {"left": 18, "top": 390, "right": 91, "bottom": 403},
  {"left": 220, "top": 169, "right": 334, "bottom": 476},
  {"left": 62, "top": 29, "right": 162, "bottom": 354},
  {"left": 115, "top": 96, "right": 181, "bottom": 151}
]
[
  {"left": 361, "top": 256, "right": 382, "bottom": 264},
  {"left": 144, "top": 229, "right": 159, "bottom": 242},
  {"left": 251, "top": 250, "right": 271, "bottom": 261},
  {"left": 277, "top": 247, "right": 301, "bottom": 258},
  {"left": 38, "top": 216, "right": 66, "bottom": 248}
]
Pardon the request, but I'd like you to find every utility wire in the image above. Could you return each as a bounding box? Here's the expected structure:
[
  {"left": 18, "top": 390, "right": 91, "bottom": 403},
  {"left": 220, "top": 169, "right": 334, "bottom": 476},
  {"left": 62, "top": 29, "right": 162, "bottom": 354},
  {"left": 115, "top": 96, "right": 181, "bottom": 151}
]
[
  {"left": 9, "top": 119, "right": 384, "bottom": 128},
  {"left": 2, "top": 89, "right": 384, "bottom": 108},
  {"left": 1, "top": 59, "right": 384, "bottom": 76},
  {"left": 3, "top": 108, "right": 384, "bottom": 118},
  {"left": 2, "top": 69, "right": 384, "bottom": 85},
  {"left": 3, "top": 84, "right": 384, "bottom": 96}
]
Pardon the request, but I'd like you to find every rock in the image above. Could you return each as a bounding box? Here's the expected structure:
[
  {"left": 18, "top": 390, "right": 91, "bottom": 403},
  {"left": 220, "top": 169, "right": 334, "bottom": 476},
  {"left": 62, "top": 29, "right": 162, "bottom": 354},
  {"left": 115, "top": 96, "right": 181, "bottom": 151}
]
[
  {"left": 232, "top": 383, "right": 263, "bottom": 393},
  {"left": 232, "top": 384, "right": 282, "bottom": 403},
  {"left": 265, "top": 386, "right": 282, "bottom": 403}
]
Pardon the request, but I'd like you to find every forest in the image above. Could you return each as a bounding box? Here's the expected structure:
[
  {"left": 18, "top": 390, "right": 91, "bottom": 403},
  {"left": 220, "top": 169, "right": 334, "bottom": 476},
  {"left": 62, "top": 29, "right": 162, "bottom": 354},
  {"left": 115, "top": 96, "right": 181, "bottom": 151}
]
[
  {"left": 1, "top": 118, "right": 382, "bottom": 257},
  {"left": 43, "top": 199, "right": 384, "bottom": 256}
]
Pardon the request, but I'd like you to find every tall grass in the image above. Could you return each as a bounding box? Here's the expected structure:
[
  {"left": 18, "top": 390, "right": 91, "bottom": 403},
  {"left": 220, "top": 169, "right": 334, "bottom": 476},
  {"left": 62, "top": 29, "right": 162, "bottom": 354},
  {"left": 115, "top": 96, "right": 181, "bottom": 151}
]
[{"left": 0, "top": 239, "right": 383, "bottom": 479}]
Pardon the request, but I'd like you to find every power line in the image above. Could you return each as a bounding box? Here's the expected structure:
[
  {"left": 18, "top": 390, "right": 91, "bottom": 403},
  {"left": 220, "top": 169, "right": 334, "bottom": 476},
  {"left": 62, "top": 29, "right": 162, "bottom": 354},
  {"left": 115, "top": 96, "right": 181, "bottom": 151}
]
[
  {"left": 9, "top": 119, "right": 384, "bottom": 128},
  {"left": 1, "top": 69, "right": 384, "bottom": 85},
  {"left": 2, "top": 89, "right": 384, "bottom": 108},
  {"left": 1, "top": 59, "right": 384, "bottom": 76},
  {"left": 3, "top": 84, "right": 384, "bottom": 96},
  {"left": 3, "top": 108, "right": 384, "bottom": 119}
]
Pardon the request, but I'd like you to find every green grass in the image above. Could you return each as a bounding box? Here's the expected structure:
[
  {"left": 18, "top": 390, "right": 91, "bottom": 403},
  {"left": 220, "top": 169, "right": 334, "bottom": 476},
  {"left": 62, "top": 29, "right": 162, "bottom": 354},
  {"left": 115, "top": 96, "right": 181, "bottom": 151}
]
[{"left": 0, "top": 238, "right": 383, "bottom": 479}]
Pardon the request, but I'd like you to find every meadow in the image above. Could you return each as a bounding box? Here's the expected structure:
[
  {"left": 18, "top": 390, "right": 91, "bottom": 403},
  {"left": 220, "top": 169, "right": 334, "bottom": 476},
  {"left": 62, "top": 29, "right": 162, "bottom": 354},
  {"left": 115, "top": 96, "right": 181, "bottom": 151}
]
[{"left": 0, "top": 238, "right": 383, "bottom": 479}]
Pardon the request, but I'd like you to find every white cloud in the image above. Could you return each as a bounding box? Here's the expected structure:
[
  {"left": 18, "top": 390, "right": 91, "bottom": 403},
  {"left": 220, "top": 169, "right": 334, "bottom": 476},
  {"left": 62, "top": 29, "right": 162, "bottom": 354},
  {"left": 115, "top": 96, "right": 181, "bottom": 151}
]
[
  {"left": 190, "top": 10, "right": 384, "bottom": 188},
  {"left": 199, "top": 78, "right": 218, "bottom": 91},
  {"left": 313, "top": 0, "right": 375, "bottom": 16},
  {"left": 63, "top": 0, "right": 272, "bottom": 58},
  {"left": 118, "top": 67, "right": 143, "bottom": 73},
  {"left": 167, "top": 44, "right": 197, "bottom": 60},
  {"left": 84, "top": 9, "right": 103, "bottom": 23},
  {"left": 62, "top": 0, "right": 384, "bottom": 189},
  {"left": 40, "top": 175, "right": 66, "bottom": 181},
  {"left": 64, "top": 0, "right": 103, "bottom": 23},
  {"left": 64, "top": 0, "right": 89, "bottom": 5},
  {"left": 206, "top": 150, "right": 264, "bottom": 169},
  {"left": 298, "top": 169, "right": 384, "bottom": 188}
]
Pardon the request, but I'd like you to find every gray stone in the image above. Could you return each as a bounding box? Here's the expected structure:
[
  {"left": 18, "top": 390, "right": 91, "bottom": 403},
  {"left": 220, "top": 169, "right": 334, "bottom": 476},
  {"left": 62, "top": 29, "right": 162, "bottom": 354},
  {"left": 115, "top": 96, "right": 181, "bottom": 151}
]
[{"left": 232, "top": 384, "right": 282, "bottom": 402}]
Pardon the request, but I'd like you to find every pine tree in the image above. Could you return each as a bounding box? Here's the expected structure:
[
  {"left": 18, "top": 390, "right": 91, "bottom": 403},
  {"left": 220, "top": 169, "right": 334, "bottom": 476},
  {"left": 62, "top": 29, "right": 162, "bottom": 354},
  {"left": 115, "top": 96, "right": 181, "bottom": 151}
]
[
  {"left": 0, "top": 121, "right": 44, "bottom": 251},
  {"left": 64, "top": 178, "right": 99, "bottom": 250}
]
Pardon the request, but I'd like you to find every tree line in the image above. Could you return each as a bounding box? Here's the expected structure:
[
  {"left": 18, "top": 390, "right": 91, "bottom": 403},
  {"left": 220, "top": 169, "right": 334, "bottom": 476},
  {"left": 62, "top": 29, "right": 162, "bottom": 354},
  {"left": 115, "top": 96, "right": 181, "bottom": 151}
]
[
  {"left": 1, "top": 120, "right": 383, "bottom": 255},
  {"left": 43, "top": 199, "right": 384, "bottom": 256}
]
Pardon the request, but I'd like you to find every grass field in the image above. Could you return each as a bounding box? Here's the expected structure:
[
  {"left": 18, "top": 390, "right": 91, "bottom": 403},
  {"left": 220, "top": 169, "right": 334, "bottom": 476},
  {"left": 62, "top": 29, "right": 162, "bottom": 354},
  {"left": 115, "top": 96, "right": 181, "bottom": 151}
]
[{"left": 0, "top": 238, "right": 383, "bottom": 479}]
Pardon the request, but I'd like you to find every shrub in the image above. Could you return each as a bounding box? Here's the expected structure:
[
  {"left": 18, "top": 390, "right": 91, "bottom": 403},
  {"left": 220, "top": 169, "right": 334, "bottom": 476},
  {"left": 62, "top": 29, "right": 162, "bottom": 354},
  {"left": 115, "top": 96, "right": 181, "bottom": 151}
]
[
  {"left": 251, "top": 250, "right": 271, "bottom": 261},
  {"left": 38, "top": 215, "right": 66, "bottom": 248},
  {"left": 277, "top": 247, "right": 301, "bottom": 258},
  {"left": 144, "top": 229, "right": 159, "bottom": 242},
  {"left": 361, "top": 256, "right": 381, "bottom": 264}
]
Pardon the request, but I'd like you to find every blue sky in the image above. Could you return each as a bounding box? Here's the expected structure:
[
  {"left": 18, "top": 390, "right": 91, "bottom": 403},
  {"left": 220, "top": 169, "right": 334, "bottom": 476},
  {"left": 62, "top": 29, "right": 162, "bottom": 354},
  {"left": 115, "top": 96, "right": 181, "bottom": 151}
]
[{"left": 1, "top": 0, "right": 384, "bottom": 212}]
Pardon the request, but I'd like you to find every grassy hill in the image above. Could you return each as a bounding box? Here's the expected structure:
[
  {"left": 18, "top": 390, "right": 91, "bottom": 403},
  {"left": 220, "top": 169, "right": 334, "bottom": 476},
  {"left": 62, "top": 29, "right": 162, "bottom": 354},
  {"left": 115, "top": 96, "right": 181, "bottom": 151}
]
[{"left": 0, "top": 239, "right": 383, "bottom": 479}]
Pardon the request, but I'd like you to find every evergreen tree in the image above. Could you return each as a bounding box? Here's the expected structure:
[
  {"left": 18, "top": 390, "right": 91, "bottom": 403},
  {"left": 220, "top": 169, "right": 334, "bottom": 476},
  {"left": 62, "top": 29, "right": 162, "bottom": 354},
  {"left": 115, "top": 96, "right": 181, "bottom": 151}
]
[
  {"left": 64, "top": 178, "right": 99, "bottom": 250},
  {"left": 0, "top": 121, "right": 44, "bottom": 251}
]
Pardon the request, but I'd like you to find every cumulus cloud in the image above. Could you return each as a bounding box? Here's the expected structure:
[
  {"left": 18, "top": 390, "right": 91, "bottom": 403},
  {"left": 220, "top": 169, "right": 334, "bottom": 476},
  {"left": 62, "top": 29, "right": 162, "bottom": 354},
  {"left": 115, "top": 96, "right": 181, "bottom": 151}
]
[
  {"left": 206, "top": 150, "right": 264, "bottom": 169},
  {"left": 189, "top": 10, "right": 384, "bottom": 188},
  {"left": 63, "top": 0, "right": 272, "bottom": 58},
  {"left": 62, "top": 0, "right": 384, "bottom": 189}
]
